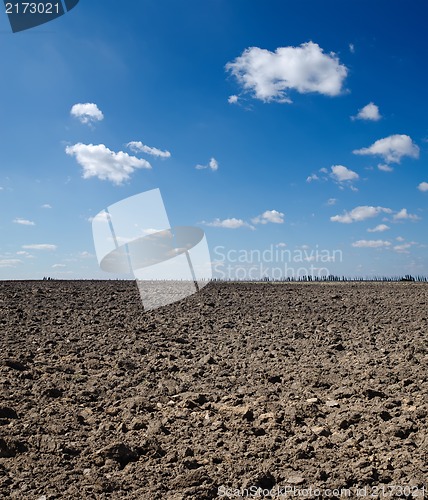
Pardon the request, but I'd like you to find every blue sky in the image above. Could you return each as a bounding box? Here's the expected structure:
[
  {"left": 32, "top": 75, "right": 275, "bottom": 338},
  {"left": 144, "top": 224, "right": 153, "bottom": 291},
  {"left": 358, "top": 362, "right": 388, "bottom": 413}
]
[{"left": 0, "top": 0, "right": 427, "bottom": 279}]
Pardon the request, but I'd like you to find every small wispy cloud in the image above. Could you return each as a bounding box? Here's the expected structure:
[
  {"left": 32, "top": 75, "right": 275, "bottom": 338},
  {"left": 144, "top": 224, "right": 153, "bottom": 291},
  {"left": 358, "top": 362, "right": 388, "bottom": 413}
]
[
  {"left": 417, "top": 182, "right": 428, "bottom": 192},
  {"left": 196, "top": 157, "right": 219, "bottom": 171},
  {"left": 52, "top": 264, "right": 66, "bottom": 268},
  {"left": 367, "top": 224, "right": 390, "bottom": 233},
  {"left": 127, "top": 141, "right": 171, "bottom": 158},
  {"left": 378, "top": 164, "right": 394, "bottom": 172},
  {"left": 204, "top": 217, "right": 252, "bottom": 229},
  {"left": 393, "top": 242, "right": 415, "bottom": 254},
  {"left": 228, "top": 95, "right": 239, "bottom": 104},
  {"left": 306, "top": 174, "right": 319, "bottom": 183},
  {"left": 0, "top": 259, "right": 22, "bottom": 268},
  {"left": 13, "top": 218, "right": 35, "bottom": 226},
  {"left": 41, "top": 204, "right": 52, "bottom": 209},
  {"left": 22, "top": 244, "right": 57, "bottom": 251},
  {"left": 352, "top": 240, "right": 391, "bottom": 248}
]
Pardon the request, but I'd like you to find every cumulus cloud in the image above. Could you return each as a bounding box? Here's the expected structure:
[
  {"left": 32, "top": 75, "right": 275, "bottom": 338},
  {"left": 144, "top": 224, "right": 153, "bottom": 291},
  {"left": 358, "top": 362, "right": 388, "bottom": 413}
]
[
  {"left": 66, "top": 143, "right": 151, "bottom": 185},
  {"left": 367, "top": 224, "right": 390, "bottom": 233},
  {"left": 22, "top": 244, "right": 57, "bottom": 251},
  {"left": 127, "top": 141, "right": 171, "bottom": 158},
  {"left": 228, "top": 95, "right": 239, "bottom": 104},
  {"left": 196, "top": 157, "right": 219, "bottom": 171},
  {"left": 252, "top": 210, "right": 285, "bottom": 225},
  {"left": 308, "top": 166, "right": 358, "bottom": 189},
  {"left": 331, "top": 205, "right": 391, "bottom": 223},
  {"left": 327, "top": 198, "right": 337, "bottom": 206},
  {"left": 353, "top": 134, "right": 419, "bottom": 164},
  {"left": 330, "top": 165, "right": 359, "bottom": 182},
  {"left": 41, "top": 204, "right": 52, "bottom": 209},
  {"left": 352, "top": 102, "right": 381, "bottom": 121},
  {"left": 70, "top": 103, "right": 104, "bottom": 125},
  {"left": 417, "top": 182, "right": 428, "bottom": 192},
  {"left": 205, "top": 218, "right": 251, "bottom": 229},
  {"left": 13, "top": 218, "right": 35, "bottom": 226},
  {"left": 392, "top": 208, "right": 420, "bottom": 221},
  {"left": 352, "top": 240, "right": 391, "bottom": 248},
  {"left": 225, "top": 42, "right": 348, "bottom": 103}
]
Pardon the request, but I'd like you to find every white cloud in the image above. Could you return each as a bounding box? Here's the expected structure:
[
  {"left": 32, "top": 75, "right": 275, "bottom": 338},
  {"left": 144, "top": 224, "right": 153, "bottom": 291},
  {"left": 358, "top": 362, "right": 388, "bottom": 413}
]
[
  {"left": 378, "top": 164, "right": 394, "bottom": 172},
  {"left": 16, "top": 251, "right": 34, "bottom": 258},
  {"left": 66, "top": 143, "right": 151, "bottom": 185},
  {"left": 225, "top": 42, "right": 348, "bottom": 103},
  {"left": 79, "top": 251, "right": 94, "bottom": 258},
  {"left": 308, "top": 166, "right": 358, "bottom": 189},
  {"left": 276, "top": 242, "right": 287, "bottom": 247},
  {"left": 127, "top": 141, "right": 171, "bottom": 158},
  {"left": 88, "top": 211, "right": 110, "bottom": 223},
  {"left": 205, "top": 218, "right": 251, "bottom": 229},
  {"left": 41, "top": 204, "right": 52, "bottom": 209},
  {"left": 252, "top": 210, "right": 285, "bottom": 224},
  {"left": 393, "top": 208, "right": 420, "bottom": 221},
  {"left": 306, "top": 174, "right": 319, "bottom": 182},
  {"left": 22, "top": 244, "right": 57, "bottom": 251},
  {"left": 196, "top": 157, "right": 219, "bottom": 171},
  {"left": 352, "top": 240, "right": 391, "bottom": 248},
  {"left": 417, "top": 181, "right": 428, "bottom": 192},
  {"left": 367, "top": 224, "right": 390, "bottom": 233},
  {"left": 393, "top": 243, "right": 413, "bottom": 253},
  {"left": 396, "top": 236, "right": 405, "bottom": 242},
  {"left": 0, "top": 259, "right": 22, "bottom": 267},
  {"left": 228, "top": 95, "right": 239, "bottom": 104},
  {"left": 13, "top": 218, "right": 35, "bottom": 226},
  {"left": 71, "top": 103, "right": 104, "bottom": 125},
  {"left": 52, "top": 264, "right": 66, "bottom": 268},
  {"left": 331, "top": 205, "right": 391, "bottom": 223},
  {"left": 330, "top": 165, "right": 359, "bottom": 182},
  {"left": 352, "top": 102, "right": 381, "bottom": 121},
  {"left": 353, "top": 134, "right": 419, "bottom": 164},
  {"left": 327, "top": 198, "right": 337, "bottom": 206},
  {"left": 349, "top": 43, "right": 355, "bottom": 54}
]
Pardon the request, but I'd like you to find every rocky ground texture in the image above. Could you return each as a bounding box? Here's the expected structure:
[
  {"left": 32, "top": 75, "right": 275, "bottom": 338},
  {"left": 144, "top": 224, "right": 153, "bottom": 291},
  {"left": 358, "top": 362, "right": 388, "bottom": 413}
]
[{"left": 0, "top": 281, "right": 427, "bottom": 499}]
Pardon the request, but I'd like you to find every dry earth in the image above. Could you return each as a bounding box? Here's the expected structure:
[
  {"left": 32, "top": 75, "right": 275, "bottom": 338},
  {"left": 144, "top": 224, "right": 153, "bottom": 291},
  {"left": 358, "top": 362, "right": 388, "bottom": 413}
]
[{"left": 0, "top": 281, "right": 427, "bottom": 499}]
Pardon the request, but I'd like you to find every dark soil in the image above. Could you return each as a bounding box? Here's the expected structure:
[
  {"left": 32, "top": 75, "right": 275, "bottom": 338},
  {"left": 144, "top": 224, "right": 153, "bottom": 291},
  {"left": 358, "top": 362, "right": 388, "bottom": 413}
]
[{"left": 0, "top": 281, "right": 427, "bottom": 499}]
